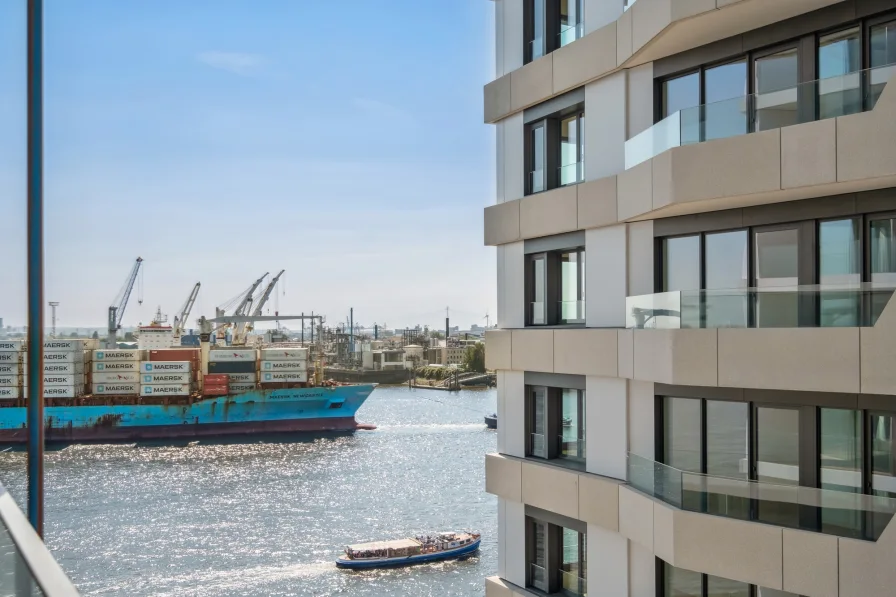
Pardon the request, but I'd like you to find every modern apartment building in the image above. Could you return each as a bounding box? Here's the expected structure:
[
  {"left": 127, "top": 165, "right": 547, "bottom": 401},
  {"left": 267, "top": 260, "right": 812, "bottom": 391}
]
[{"left": 482, "top": 1, "right": 896, "bottom": 596}]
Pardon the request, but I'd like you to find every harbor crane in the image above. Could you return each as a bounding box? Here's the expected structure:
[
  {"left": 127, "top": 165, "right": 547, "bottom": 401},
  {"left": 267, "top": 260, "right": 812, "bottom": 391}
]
[
  {"left": 107, "top": 257, "right": 143, "bottom": 348},
  {"left": 214, "top": 272, "right": 269, "bottom": 337},
  {"left": 237, "top": 269, "right": 285, "bottom": 344},
  {"left": 173, "top": 282, "right": 201, "bottom": 337}
]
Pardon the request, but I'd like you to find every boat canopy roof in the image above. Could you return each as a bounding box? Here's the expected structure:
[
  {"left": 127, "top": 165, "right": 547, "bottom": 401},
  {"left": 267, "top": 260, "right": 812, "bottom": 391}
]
[{"left": 347, "top": 538, "right": 421, "bottom": 551}]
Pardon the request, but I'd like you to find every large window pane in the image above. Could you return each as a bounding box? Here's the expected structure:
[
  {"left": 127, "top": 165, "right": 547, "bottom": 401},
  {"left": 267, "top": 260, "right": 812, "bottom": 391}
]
[
  {"left": 705, "top": 230, "right": 748, "bottom": 327},
  {"left": 560, "top": 250, "right": 582, "bottom": 322},
  {"left": 707, "top": 574, "right": 750, "bottom": 597},
  {"left": 558, "top": 0, "right": 582, "bottom": 47},
  {"left": 820, "top": 408, "right": 863, "bottom": 537},
  {"left": 871, "top": 413, "right": 896, "bottom": 498},
  {"left": 559, "top": 389, "right": 585, "bottom": 461},
  {"left": 664, "top": 563, "right": 702, "bottom": 597},
  {"left": 706, "top": 401, "right": 750, "bottom": 519},
  {"left": 819, "top": 28, "right": 862, "bottom": 118},
  {"left": 756, "top": 407, "right": 800, "bottom": 527},
  {"left": 754, "top": 228, "right": 799, "bottom": 327},
  {"left": 529, "top": 519, "right": 548, "bottom": 591},
  {"left": 531, "top": 125, "right": 545, "bottom": 193},
  {"left": 755, "top": 49, "right": 799, "bottom": 131},
  {"left": 663, "top": 235, "right": 700, "bottom": 296},
  {"left": 664, "top": 397, "right": 702, "bottom": 473},
  {"left": 819, "top": 219, "right": 861, "bottom": 327},
  {"left": 704, "top": 60, "right": 748, "bottom": 141},
  {"left": 529, "top": 387, "right": 548, "bottom": 457},
  {"left": 663, "top": 72, "right": 701, "bottom": 144},
  {"left": 870, "top": 21, "right": 896, "bottom": 106},
  {"left": 560, "top": 527, "right": 585, "bottom": 594},
  {"left": 532, "top": 0, "right": 545, "bottom": 60},
  {"left": 559, "top": 113, "right": 583, "bottom": 185},
  {"left": 870, "top": 217, "right": 896, "bottom": 324}
]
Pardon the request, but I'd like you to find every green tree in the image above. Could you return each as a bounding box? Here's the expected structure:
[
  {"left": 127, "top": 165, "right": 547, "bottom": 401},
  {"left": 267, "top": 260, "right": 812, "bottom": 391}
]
[
  {"left": 123, "top": 331, "right": 136, "bottom": 341},
  {"left": 91, "top": 331, "right": 99, "bottom": 340},
  {"left": 463, "top": 343, "right": 486, "bottom": 373}
]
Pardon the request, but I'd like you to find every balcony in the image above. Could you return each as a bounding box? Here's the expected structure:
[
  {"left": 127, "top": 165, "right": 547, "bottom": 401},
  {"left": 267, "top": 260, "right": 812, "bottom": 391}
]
[
  {"left": 627, "top": 453, "right": 896, "bottom": 542},
  {"left": 626, "top": 283, "right": 896, "bottom": 330},
  {"left": 625, "top": 65, "right": 896, "bottom": 170}
]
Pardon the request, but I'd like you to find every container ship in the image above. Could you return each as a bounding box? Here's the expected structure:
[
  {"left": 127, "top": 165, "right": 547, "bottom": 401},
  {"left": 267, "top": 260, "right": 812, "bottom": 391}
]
[{"left": 0, "top": 337, "right": 376, "bottom": 443}]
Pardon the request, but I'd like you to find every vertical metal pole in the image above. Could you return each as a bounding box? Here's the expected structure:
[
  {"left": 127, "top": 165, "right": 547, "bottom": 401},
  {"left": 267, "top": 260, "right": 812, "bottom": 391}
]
[{"left": 26, "top": 0, "right": 45, "bottom": 536}]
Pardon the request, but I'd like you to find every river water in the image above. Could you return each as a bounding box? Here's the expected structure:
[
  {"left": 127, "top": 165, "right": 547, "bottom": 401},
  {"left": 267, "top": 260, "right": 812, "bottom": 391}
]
[{"left": 0, "top": 386, "right": 498, "bottom": 597}]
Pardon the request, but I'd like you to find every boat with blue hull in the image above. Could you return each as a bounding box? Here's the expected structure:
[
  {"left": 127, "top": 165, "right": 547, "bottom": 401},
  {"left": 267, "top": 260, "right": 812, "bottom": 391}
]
[
  {"left": 0, "top": 384, "right": 376, "bottom": 443},
  {"left": 336, "top": 532, "right": 481, "bottom": 569}
]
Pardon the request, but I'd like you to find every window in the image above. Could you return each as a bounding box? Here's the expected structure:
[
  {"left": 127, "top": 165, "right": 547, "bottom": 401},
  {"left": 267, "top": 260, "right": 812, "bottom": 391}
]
[
  {"left": 526, "top": 103, "right": 585, "bottom": 195},
  {"left": 870, "top": 20, "right": 896, "bottom": 105},
  {"left": 527, "top": 385, "right": 585, "bottom": 466},
  {"left": 526, "top": 0, "right": 583, "bottom": 63},
  {"left": 527, "top": 247, "right": 585, "bottom": 326},
  {"left": 818, "top": 28, "right": 862, "bottom": 118},
  {"left": 526, "top": 517, "right": 586, "bottom": 595},
  {"left": 661, "top": 562, "right": 789, "bottom": 597},
  {"left": 754, "top": 47, "right": 799, "bottom": 131}
]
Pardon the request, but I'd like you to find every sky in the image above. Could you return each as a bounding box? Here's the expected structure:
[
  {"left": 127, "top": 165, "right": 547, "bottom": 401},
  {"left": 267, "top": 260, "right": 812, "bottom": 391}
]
[{"left": 0, "top": 0, "right": 497, "bottom": 333}]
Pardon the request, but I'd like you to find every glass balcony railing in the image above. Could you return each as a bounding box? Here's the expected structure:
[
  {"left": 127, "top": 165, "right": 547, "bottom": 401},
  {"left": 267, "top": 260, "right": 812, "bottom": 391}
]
[
  {"left": 625, "top": 283, "right": 896, "bottom": 329},
  {"left": 625, "top": 64, "right": 896, "bottom": 169},
  {"left": 529, "top": 38, "right": 545, "bottom": 62},
  {"left": 557, "top": 22, "right": 585, "bottom": 48},
  {"left": 529, "top": 169, "right": 545, "bottom": 194},
  {"left": 529, "top": 563, "right": 548, "bottom": 592},
  {"left": 558, "top": 162, "right": 584, "bottom": 187},
  {"left": 627, "top": 453, "right": 896, "bottom": 541},
  {"left": 560, "top": 569, "right": 588, "bottom": 595},
  {"left": 559, "top": 300, "right": 585, "bottom": 323},
  {"left": 531, "top": 302, "right": 546, "bottom": 325},
  {"left": 530, "top": 433, "right": 547, "bottom": 458}
]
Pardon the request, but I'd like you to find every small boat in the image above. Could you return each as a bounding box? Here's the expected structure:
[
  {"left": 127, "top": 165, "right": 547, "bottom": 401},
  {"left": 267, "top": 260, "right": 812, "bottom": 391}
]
[
  {"left": 336, "top": 531, "right": 481, "bottom": 569},
  {"left": 484, "top": 414, "right": 497, "bottom": 429}
]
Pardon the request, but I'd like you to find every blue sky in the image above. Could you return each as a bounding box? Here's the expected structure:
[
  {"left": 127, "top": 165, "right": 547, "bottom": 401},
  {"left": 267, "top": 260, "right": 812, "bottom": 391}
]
[{"left": 0, "top": 1, "right": 497, "bottom": 332}]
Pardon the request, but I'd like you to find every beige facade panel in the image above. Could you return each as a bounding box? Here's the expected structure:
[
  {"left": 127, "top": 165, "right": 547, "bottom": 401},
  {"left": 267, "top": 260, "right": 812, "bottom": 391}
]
[
  {"left": 510, "top": 55, "right": 554, "bottom": 114},
  {"left": 619, "top": 485, "right": 655, "bottom": 551},
  {"left": 630, "top": 0, "right": 674, "bottom": 53},
  {"left": 484, "top": 200, "right": 521, "bottom": 246},
  {"left": 618, "top": 160, "right": 653, "bottom": 221},
  {"left": 521, "top": 460, "right": 579, "bottom": 519},
  {"left": 782, "top": 529, "right": 838, "bottom": 597},
  {"left": 632, "top": 329, "right": 718, "bottom": 387},
  {"left": 838, "top": 523, "right": 896, "bottom": 597},
  {"left": 860, "top": 298, "right": 896, "bottom": 395},
  {"left": 653, "top": 501, "right": 676, "bottom": 564},
  {"left": 485, "top": 576, "right": 514, "bottom": 597},
  {"left": 552, "top": 329, "right": 618, "bottom": 377},
  {"left": 485, "top": 453, "right": 523, "bottom": 503},
  {"left": 617, "top": 329, "right": 635, "bottom": 380},
  {"left": 718, "top": 328, "right": 861, "bottom": 393},
  {"left": 519, "top": 186, "right": 578, "bottom": 239},
  {"left": 671, "top": 0, "right": 717, "bottom": 21},
  {"left": 837, "top": 106, "right": 896, "bottom": 184},
  {"left": 485, "top": 330, "right": 513, "bottom": 371},
  {"left": 577, "top": 176, "right": 617, "bottom": 229},
  {"left": 672, "top": 510, "right": 784, "bottom": 590},
  {"left": 510, "top": 330, "right": 554, "bottom": 373},
  {"left": 552, "top": 22, "right": 617, "bottom": 95},
  {"left": 484, "top": 75, "right": 512, "bottom": 125},
  {"left": 781, "top": 118, "right": 837, "bottom": 190},
  {"left": 617, "top": 5, "right": 633, "bottom": 64},
  {"left": 577, "top": 474, "right": 620, "bottom": 532}
]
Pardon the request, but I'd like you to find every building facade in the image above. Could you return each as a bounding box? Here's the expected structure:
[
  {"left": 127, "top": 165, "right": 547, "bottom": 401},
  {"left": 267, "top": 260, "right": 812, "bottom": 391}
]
[{"left": 483, "top": 1, "right": 896, "bottom": 596}]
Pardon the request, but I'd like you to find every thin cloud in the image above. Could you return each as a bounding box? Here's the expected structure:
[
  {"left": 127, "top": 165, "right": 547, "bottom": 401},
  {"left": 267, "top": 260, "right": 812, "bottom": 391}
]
[{"left": 196, "top": 51, "right": 264, "bottom": 76}]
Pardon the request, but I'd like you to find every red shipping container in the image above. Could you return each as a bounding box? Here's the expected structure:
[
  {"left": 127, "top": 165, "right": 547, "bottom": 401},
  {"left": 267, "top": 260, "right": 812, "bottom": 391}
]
[
  {"left": 203, "top": 384, "right": 229, "bottom": 396},
  {"left": 203, "top": 374, "right": 229, "bottom": 383},
  {"left": 149, "top": 349, "right": 200, "bottom": 362}
]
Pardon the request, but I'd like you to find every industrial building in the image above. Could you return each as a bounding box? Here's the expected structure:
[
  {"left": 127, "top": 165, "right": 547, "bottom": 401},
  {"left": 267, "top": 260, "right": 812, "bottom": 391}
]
[{"left": 482, "top": 1, "right": 896, "bottom": 596}]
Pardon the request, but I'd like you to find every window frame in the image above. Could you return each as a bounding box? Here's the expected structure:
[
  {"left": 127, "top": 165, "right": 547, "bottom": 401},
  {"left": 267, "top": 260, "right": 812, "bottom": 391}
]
[{"left": 525, "top": 245, "right": 586, "bottom": 327}]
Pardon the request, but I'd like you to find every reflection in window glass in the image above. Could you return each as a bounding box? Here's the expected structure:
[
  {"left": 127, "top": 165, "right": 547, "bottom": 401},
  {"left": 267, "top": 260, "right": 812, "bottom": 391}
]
[
  {"left": 559, "top": 113, "right": 584, "bottom": 185},
  {"left": 754, "top": 228, "right": 799, "bottom": 327},
  {"left": 755, "top": 49, "right": 799, "bottom": 131},
  {"left": 705, "top": 230, "right": 748, "bottom": 327},
  {"left": 820, "top": 219, "right": 861, "bottom": 327},
  {"left": 561, "top": 527, "right": 586, "bottom": 592},
  {"left": 756, "top": 407, "right": 800, "bottom": 527},
  {"left": 871, "top": 21, "right": 896, "bottom": 106},
  {"left": 819, "top": 28, "right": 862, "bottom": 118},
  {"left": 707, "top": 574, "right": 750, "bottom": 597},
  {"left": 531, "top": 125, "right": 545, "bottom": 193},
  {"left": 870, "top": 217, "right": 896, "bottom": 324},
  {"left": 529, "top": 387, "right": 547, "bottom": 457},
  {"left": 559, "top": 0, "right": 583, "bottom": 47},
  {"left": 532, "top": 0, "right": 545, "bottom": 60},
  {"left": 663, "top": 236, "right": 700, "bottom": 292},
  {"left": 560, "top": 250, "right": 583, "bottom": 322},
  {"left": 664, "top": 562, "right": 702, "bottom": 597},
  {"left": 704, "top": 60, "right": 748, "bottom": 141},
  {"left": 706, "top": 401, "right": 750, "bottom": 519},
  {"left": 664, "top": 397, "right": 702, "bottom": 473},
  {"left": 532, "top": 256, "right": 546, "bottom": 325},
  {"left": 663, "top": 72, "right": 701, "bottom": 145},
  {"left": 529, "top": 519, "right": 548, "bottom": 591},
  {"left": 821, "top": 408, "right": 863, "bottom": 536},
  {"left": 559, "top": 389, "right": 585, "bottom": 460}
]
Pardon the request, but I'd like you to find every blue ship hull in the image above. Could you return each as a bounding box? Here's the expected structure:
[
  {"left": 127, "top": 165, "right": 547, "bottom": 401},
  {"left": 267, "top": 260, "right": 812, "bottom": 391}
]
[
  {"left": 0, "top": 384, "right": 376, "bottom": 443},
  {"left": 336, "top": 538, "right": 481, "bottom": 569}
]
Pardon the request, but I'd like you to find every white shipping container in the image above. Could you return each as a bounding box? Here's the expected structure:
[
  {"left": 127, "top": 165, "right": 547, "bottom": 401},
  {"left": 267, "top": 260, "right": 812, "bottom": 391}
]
[
  {"left": 228, "top": 382, "right": 256, "bottom": 393},
  {"left": 0, "top": 341, "right": 24, "bottom": 352},
  {"left": 259, "top": 348, "right": 308, "bottom": 361},
  {"left": 24, "top": 386, "right": 82, "bottom": 399},
  {"left": 140, "top": 361, "right": 191, "bottom": 373},
  {"left": 92, "top": 349, "right": 142, "bottom": 362},
  {"left": 0, "top": 364, "right": 21, "bottom": 375},
  {"left": 39, "top": 374, "right": 84, "bottom": 387},
  {"left": 208, "top": 349, "right": 257, "bottom": 362},
  {"left": 92, "top": 383, "right": 139, "bottom": 395},
  {"left": 140, "top": 384, "right": 191, "bottom": 397},
  {"left": 261, "top": 371, "right": 308, "bottom": 383},
  {"left": 225, "top": 372, "right": 256, "bottom": 383},
  {"left": 0, "top": 353, "right": 24, "bottom": 364},
  {"left": 91, "top": 371, "right": 140, "bottom": 384},
  {"left": 28, "top": 351, "right": 85, "bottom": 364},
  {"left": 0, "top": 376, "right": 20, "bottom": 386},
  {"left": 0, "top": 387, "right": 19, "bottom": 399},
  {"left": 42, "top": 362, "right": 84, "bottom": 374},
  {"left": 41, "top": 340, "right": 86, "bottom": 352},
  {"left": 260, "top": 360, "right": 307, "bottom": 372},
  {"left": 92, "top": 361, "right": 139, "bottom": 373},
  {"left": 141, "top": 372, "right": 191, "bottom": 385}
]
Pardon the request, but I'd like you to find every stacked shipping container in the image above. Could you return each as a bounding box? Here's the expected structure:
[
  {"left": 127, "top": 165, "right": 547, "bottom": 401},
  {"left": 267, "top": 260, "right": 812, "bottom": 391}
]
[
  {"left": 140, "top": 348, "right": 198, "bottom": 397},
  {"left": 92, "top": 349, "right": 141, "bottom": 395},
  {"left": 208, "top": 348, "right": 258, "bottom": 394},
  {"left": 0, "top": 340, "right": 87, "bottom": 399},
  {"left": 259, "top": 347, "right": 308, "bottom": 385}
]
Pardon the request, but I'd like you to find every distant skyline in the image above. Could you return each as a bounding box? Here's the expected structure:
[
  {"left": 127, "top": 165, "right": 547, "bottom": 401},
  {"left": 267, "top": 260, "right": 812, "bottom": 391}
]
[{"left": 0, "top": 1, "right": 497, "bottom": 331}]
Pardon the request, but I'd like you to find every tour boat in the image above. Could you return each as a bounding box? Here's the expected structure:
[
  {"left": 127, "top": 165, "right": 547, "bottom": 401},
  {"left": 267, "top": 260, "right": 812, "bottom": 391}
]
[
  {"left": 336, "top": 531, "right": 481, "bottom": 569},
  {"left": 484, "top": 413, "right": 497, "bottom": 429}
]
